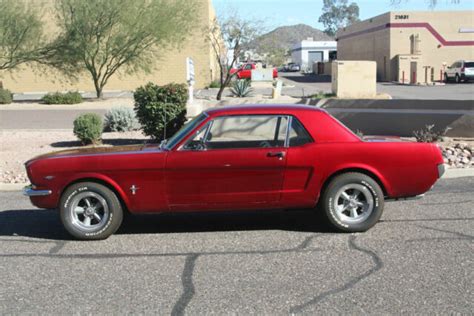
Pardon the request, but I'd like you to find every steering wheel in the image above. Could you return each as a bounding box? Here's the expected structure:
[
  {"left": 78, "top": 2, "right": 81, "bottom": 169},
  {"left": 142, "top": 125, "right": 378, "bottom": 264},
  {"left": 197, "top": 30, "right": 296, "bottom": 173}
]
[{"left": 259, "top": 141, "right": 272, "bottom": 148}]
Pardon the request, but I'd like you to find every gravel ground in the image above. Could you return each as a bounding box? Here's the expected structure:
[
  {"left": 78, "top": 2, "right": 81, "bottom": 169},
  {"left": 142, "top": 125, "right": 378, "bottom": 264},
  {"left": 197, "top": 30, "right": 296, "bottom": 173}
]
[{"left": 0, "top": 130, "right": 150, "bottom": 183}]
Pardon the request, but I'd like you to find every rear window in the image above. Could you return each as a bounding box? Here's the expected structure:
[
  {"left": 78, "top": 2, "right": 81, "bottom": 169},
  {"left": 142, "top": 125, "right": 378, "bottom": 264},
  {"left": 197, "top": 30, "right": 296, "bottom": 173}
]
[{"left": 464, "top": 62, "right": 474, "bottom": 68}]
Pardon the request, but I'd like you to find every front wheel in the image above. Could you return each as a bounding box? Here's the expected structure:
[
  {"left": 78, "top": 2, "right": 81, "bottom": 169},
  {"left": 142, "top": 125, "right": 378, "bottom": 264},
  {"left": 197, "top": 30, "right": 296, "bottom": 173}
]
[
  {"left": 320, "top": 173, "right": 384, "bottom": 232},
  {"left": 444, "top": 73, "right": 449, "bottom": 83},
  {"left": 60, "top": 182, "right": 123, "bottom": 240}
]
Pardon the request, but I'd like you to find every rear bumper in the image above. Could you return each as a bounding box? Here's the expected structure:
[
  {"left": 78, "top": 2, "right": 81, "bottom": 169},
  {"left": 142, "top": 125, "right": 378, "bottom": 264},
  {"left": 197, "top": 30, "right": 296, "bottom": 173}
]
[
  {"left": 437, "top": 164, "right": 445, "bottom": 178},
  {"left": 461, "top": 74, "right": 474, "bottom": 80}
]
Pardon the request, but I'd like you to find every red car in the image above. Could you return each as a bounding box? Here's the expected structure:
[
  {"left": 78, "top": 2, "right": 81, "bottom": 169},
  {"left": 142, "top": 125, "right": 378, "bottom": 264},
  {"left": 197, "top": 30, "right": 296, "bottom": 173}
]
[
  {"left": 24, "top": 105, "right": 444, "bottom": 240},
  {"left": 230, "top": 63, "right": 278, "bottom": 79}
]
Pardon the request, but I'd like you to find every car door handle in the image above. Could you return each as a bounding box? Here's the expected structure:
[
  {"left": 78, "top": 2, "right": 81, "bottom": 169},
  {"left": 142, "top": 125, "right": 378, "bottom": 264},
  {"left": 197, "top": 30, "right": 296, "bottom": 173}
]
[{"left": 267, "top": 152, "right": 285, "bottom": 159}]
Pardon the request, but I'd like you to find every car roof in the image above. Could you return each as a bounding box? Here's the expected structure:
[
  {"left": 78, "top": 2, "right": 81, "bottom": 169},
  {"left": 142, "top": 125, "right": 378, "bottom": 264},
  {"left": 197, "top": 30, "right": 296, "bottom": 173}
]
[{"left": 204, "top": 104, "right": 327, "bottom": 117}]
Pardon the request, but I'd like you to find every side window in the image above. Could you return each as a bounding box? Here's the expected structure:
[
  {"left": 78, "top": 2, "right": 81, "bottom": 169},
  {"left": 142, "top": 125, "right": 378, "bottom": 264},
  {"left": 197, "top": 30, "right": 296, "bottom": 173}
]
[
  {"left": 204, "top": 115, "right": 288, "bottom": 150},
  {"left": 244, "top": 64, "right": 253, "bottom": 70},
  {"left": 182, "top": 123, "right": 209, "bottom": 150},
  {"left": 289, "top": 118, "right": 313, "bottom": 147}
]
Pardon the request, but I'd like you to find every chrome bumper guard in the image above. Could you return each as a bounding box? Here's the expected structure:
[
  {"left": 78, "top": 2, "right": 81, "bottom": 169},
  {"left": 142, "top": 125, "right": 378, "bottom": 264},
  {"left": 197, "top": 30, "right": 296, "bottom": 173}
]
[{"left": 23, "top": 185, "right": 52, "bottom": 197}]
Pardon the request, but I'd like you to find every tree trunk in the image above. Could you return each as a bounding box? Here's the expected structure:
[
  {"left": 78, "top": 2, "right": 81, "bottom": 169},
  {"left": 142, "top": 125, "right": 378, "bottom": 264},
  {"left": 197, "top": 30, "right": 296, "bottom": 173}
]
[
  {"left": 93, "top": 79, "right": 103, "bottom": 99},
  {"left": 216, "top": 86, "right": 225, "bottom": 100}
]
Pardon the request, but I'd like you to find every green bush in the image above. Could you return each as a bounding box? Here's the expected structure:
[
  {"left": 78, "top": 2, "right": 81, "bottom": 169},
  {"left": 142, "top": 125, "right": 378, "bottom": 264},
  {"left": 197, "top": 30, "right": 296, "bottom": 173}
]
[
  {"left": 42, "top": 91, "right": 83, "bottom": 104},
  {"left": 104, "top": 107, "right": 139, "bottom": 132},
  {"left": 230, "top": 79, "right": 253, "bottom": 98},
  {"left": 73, "top": 113, "right": 103, "bottom": 145},
  {"left": 134, "top": 82, "right": 188, "bottom": 140},
  {"left": 207, "top": 80, "right": 221, "bottom": 89},
  {"left": 0, "top": 88, "right": 13, "bottom": 104}
]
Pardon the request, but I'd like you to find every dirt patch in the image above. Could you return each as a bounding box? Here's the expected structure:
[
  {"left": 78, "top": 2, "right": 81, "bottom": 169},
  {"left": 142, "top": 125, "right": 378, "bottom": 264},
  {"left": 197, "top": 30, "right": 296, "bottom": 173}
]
[{"left": 0, "top": 130, "right": 150, "bottom": 183}]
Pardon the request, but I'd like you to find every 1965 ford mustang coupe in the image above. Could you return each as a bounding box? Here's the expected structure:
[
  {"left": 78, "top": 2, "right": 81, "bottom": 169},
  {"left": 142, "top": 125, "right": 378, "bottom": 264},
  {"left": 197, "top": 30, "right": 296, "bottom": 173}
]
[{"left": 24, "top": 105, "right": 445, "bottom": 240}]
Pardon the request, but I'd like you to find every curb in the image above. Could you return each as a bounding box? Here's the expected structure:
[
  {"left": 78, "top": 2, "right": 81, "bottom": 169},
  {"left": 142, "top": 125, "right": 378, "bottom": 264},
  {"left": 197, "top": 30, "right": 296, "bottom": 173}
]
[{"left": 0, "top": 168, "right": 472, "bottom": 192}]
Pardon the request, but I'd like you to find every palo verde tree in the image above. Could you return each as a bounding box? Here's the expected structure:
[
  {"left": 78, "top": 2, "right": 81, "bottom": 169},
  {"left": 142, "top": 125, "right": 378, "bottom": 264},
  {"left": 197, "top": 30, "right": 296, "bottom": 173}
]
[
  {"left": 318, "top": 0, "right": 360, "bottom": 37},
  {"left": 49, "top": 0, "right": 197, "bottom": 98},
  {"left": 0, "top": 0, "right": 45, "bottom": 73},
  {"left": 207, "top": 13, "right": 260, "bottom": 100}
]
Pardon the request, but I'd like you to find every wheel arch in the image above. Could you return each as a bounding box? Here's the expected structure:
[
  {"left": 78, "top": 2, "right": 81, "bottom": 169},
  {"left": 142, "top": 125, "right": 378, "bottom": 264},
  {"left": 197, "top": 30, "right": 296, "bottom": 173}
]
[
  {"left": 61, "top": 175, "right": 131, "bottom": 214},
  {"left": 320, "top": 167, "right": 391, "bottom": 199}
]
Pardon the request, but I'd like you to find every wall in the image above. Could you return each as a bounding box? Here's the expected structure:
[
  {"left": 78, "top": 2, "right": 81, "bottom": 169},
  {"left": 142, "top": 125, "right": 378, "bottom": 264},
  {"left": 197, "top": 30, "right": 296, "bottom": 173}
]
[
  {"left": 337, "top": 11, "right": 474, "bottom": 82},
  {"left": 388, "top": 11, "right": 474, "bottom": 82},
  {"left": 0, "top": 0, "right": 218, "bottom": 93},
  {"left": 331, "top": 61, "right": 377, "bottom": 98}
]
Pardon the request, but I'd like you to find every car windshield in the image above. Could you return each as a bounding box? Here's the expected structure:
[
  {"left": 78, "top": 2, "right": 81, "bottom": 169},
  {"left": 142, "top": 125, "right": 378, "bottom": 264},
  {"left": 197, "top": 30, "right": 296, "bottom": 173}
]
[{"left": 162, "top": 113, "right": 208, "bottom": 150}]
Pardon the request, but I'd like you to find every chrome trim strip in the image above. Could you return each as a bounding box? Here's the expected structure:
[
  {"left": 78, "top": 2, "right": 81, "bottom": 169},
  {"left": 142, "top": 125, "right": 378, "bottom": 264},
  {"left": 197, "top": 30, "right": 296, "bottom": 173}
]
[{"left": 23, "top": 188, "right": 52, "bottom": 197}]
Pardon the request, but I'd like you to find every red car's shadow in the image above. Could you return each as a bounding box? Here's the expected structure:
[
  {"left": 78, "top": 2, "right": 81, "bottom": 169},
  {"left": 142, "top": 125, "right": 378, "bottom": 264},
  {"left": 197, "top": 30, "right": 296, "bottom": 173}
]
[{"left": 0, "top": 208, "right": 333, "bottom": 240}]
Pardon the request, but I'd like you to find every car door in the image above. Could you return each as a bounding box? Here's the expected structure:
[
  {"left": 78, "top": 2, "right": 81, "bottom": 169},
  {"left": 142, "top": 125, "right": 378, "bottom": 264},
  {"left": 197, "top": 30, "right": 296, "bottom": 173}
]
[
  {"left": 239, "top": 64, "right": 253, "bottom": 79},
  {"left": 165, "top": 115, "right": 289, "bottom": 210}
]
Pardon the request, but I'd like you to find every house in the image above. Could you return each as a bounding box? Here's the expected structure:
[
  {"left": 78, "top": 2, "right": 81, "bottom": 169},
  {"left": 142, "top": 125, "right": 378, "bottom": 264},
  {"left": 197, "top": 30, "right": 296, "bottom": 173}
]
[{"left": 290, "top": 39, "right": 338, "bottom": 70}]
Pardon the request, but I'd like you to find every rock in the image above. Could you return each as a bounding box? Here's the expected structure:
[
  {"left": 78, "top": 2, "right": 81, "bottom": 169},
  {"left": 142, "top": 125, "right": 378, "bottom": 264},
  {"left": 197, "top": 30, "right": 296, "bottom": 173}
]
[{"left": 461, "top": 157, "right": 470, "bottom": 164}]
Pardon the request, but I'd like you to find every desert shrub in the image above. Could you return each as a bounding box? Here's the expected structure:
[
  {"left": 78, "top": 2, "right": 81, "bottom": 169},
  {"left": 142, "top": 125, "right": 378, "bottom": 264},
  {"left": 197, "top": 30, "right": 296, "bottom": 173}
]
[
  {"left": 0, "top": 88, "right": 13, "bottom": 104},
  {"left": 104, "top": 107, "right": 139, "bottom": 132},
  {"left": 73, "top": 113, "right": 103, "bottom": 145},
  {"left": 207, "top": 80, "right": 221, "bottom": 88},
  {"left": 42, "top": 91, "right": 83, "bottom": 104},
  {"left": 413, "top": 124, "right": 450, "bottom": 143},
  {"left": 230, "top": 79, "right": 253, "bottom": 97},
  {"left": 134, "top": 82, "right": 188, "bottom": 140}
]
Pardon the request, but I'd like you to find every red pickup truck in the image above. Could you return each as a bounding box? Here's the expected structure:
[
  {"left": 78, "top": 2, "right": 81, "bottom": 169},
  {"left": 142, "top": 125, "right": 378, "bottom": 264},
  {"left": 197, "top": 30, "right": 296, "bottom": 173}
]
[{"left": 230, "top": 63, "right": 278, "bottom": 79}]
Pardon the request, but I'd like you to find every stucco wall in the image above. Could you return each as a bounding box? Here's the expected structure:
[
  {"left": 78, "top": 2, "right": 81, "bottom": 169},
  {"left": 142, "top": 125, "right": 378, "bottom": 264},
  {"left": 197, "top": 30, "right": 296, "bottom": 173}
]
[
  {"left": 337, "top": 11, "right": 474, "bottom": 82},
  {"left": 332, "top": 61, "right": 377, "bottom": 98},
  {"left": 0, "top": 0, "right": 218, "bottom": 93}
]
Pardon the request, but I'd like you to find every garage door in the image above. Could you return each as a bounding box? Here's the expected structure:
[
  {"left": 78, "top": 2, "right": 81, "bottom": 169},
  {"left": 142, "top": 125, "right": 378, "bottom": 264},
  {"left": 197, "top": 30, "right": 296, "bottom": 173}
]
[{"left": 308, "top": 51, "right": 323, "bottom": 64}]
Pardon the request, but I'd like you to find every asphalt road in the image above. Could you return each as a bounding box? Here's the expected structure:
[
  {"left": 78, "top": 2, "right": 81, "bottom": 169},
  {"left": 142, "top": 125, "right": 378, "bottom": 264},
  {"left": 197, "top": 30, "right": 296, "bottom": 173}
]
[{"left": 0, "top": 177, "right": 473, "bottom": 314}]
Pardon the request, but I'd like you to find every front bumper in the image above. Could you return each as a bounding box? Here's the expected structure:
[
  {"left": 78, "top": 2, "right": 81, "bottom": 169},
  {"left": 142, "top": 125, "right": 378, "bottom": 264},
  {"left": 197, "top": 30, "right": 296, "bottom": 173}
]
[{"left": 23, "top": 185, "right": 52, "bottom": 197}]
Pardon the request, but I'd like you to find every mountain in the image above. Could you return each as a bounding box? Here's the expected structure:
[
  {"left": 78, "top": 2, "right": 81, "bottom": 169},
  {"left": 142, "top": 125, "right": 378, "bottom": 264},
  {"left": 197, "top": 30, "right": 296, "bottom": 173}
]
[{"left": 248, "top": 24, "right": 334, "bottom": 53}]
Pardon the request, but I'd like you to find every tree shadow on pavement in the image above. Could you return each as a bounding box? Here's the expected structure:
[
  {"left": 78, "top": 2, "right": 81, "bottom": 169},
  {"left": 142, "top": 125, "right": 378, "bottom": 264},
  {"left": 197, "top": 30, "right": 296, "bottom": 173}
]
[
  {"left": 281, "top": 74, "right": 331, "bottom": 83},
  {"left": 0, "top": 208, "right": 333, "bottom": 240}
]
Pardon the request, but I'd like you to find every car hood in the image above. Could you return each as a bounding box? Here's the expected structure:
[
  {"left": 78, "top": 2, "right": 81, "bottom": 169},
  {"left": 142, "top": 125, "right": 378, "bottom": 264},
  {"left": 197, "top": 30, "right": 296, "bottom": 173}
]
[{"left": 26, "top": 143, "right": 161, "bottom": 164}]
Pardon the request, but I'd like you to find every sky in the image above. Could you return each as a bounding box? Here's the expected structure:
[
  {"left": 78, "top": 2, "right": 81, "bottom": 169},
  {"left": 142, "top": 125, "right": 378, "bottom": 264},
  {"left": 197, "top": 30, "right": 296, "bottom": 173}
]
[{"left": 212, "top": 0, "right": 474, "bottom": 31}]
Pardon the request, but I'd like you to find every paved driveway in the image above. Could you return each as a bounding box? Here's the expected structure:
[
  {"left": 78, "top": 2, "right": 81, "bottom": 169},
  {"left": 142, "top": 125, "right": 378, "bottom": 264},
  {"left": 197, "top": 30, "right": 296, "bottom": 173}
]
[
  {"left": 0, "top": 177, "right": 472, "bottom": 314},
  {"left": 280, "top": 72, "right": 474, "bottom": 100}
]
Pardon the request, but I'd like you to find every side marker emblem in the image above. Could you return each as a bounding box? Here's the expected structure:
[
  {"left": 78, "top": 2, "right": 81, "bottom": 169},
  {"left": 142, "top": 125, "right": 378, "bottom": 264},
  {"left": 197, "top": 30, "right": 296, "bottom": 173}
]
[{"left": 130, "top": 185, "right": 139, "bottom": 195}]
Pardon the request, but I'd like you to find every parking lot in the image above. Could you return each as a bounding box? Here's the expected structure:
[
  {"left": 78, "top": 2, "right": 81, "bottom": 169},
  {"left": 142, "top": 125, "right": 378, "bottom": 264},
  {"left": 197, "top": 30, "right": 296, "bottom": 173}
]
[
  {"left": 280, "top": 73, "right": 474, "bottom": 100},
  {"left": 0, "top": 177, "right": 472, "bottom": 314}
]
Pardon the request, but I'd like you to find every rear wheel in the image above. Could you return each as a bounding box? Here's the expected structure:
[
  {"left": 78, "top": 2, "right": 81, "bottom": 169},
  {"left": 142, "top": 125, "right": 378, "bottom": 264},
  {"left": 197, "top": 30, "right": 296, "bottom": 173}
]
[
  {"left": 60, "top": 182, "right": 123, "bottom": 240},
  {"left": 455, "top": 74, "right": 461, "bottom": 83},
  {"left": 320, "top": 173, "right": 384, "bottom": 232}
]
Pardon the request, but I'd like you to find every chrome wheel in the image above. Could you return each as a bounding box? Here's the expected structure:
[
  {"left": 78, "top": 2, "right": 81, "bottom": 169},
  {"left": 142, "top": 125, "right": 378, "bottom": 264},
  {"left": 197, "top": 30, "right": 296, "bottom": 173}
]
[
  {"left": 69, "top": 192, "right": 110, "bottom": 231},
  {"left": 333, "top": 184, "right": 374, "bottom": 225}
]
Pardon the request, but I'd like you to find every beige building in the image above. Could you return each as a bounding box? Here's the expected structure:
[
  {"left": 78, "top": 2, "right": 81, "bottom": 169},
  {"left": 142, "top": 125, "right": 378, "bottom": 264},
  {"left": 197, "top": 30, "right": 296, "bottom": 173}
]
[
  {"left": 337, "top": 11, "right": 474, "bottom": 83},
  {"left": 0, "top": 0, "right": 219, "bottom": 93}
]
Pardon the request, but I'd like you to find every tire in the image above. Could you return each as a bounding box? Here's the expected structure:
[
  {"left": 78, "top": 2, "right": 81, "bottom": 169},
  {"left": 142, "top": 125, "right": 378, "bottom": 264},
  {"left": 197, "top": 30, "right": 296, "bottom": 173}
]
[
  {"left": 320, "top": 172, "right": 384, "bottom": 232},
  {"left": 444, "top": 73, "right": 449, "bottom": 83},
  {"left": 455, "top": 74, "right": 461, "bottom": 83},
  {"left": 60, "top": 182, "right": 123, "bottom": 240}
]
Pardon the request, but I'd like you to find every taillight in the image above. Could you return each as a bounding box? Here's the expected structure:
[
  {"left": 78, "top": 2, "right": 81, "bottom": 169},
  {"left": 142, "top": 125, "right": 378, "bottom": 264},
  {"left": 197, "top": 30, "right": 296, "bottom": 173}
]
[{"left": 461, "top": 66, "right": 465, "bottom": 73}]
